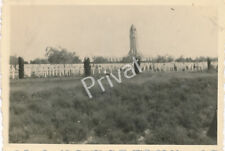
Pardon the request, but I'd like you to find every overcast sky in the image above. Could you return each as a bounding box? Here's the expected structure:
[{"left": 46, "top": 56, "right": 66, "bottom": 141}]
[{"left": 10, "top": 5, "right": 218, "bottom": 61}]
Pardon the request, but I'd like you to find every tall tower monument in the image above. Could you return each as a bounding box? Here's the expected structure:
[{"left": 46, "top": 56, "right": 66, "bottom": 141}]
[{"left": 129, "top": 24, "right": 138, "bottom": 57}]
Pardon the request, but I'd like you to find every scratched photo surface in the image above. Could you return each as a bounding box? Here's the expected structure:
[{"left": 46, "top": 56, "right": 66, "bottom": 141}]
[{"left": 9, "top": 5, "right": 218, "bottom": 144}]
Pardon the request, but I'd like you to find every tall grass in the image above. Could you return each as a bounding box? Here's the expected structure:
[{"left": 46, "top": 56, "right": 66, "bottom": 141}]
[{"left": 9, "top": 72, "right": 217, "bottom": 144}]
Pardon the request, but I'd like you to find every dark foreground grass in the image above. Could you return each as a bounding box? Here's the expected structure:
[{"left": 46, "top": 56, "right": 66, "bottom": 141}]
[{"left": 9, "top": 71, "right": 217, "bottom": 144}]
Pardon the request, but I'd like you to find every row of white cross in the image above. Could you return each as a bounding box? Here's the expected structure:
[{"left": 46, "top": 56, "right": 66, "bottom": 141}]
[{"left": 9, "top": 61, "right": 218, "bottom": 79}]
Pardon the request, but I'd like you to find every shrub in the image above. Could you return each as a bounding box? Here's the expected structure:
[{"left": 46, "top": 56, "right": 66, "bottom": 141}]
[
  {"left": 18, "top": 57, "right": 24, "bottom": 79},
  {"left": 84, "top": 57, "right": 91, "bottom": 76}
]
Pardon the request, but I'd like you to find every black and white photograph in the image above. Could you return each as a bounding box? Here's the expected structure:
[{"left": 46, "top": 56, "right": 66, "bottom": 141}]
[{"left": 2, "top": 1, "right": 223, "bottom": 149}]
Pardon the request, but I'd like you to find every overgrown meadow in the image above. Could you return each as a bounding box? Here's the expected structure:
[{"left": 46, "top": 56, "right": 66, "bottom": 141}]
[{"left": 9, "top": 71, "right": 217, "bottom": 144}]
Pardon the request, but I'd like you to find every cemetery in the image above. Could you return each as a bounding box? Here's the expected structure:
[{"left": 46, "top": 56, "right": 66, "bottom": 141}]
[
  {"left": 9, "top": 24, "right": 218, "bottom": 144},
  {"left": 9, "top": 25, "right": 218, "bottom": 80},
  {"left": 9, "top": 61, "right": 218, "bottom": 79}
]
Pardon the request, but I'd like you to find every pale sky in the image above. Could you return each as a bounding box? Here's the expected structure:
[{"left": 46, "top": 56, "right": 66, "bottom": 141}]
[{"left": 10, "top": 5, "right": 218, "bottom": 61}]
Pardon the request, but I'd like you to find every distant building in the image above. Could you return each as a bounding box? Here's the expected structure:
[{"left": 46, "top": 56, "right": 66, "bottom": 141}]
[{"left": 128, "top": 24, "right": 138, "bottom": 57}]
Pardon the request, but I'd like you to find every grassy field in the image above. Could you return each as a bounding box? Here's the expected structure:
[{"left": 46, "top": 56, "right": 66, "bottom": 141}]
[{"left": 9, "top": 71, "right": 217, "bottom": 144}]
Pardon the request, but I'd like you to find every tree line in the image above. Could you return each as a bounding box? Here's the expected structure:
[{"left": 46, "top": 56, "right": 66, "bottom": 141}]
[{"left": 10, "top": 47, "right": 218, "bottom": 65}]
